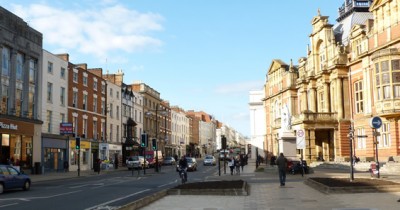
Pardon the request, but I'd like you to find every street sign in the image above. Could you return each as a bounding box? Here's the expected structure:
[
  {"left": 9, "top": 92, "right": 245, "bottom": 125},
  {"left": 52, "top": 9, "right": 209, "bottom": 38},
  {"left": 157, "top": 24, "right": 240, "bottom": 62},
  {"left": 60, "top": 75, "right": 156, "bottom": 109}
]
[
  {"left": 296, "top": 129, "right": 305, "bottom": 149},
  {"left": 369, "top": 116, "right": 383, "bottom": 129}
]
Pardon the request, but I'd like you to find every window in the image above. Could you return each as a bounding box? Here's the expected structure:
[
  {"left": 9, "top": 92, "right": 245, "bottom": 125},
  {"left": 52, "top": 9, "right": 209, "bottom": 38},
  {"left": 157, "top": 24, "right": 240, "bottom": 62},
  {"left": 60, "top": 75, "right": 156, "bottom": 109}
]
[
  {"left": 73, "top": 116, "right": 78, "bottom": 136},
  {"left": 60, "top": 87, "right": 65, "bottom": 106},
  {"left": 2, "top": 47, "right": 10, "bottom": 76},
  {"left": 101, "top": 100, "right": 106, "bottom": 115},
  {"left": 83, "top": 94, "right": 87, "bottom": 110},
  {"left": 60, "top": 113, "right": 65, "bottom": 123},
  {"left": 378, "top": 123, "right": 390, "bottom": 148},
  {"left": 16, "top": 53, "right": 23, "bottom": 80},
  {"left": 116, "top": 106, "right": 119, "bottom": 120},
  {"left": 93, "top": 121, "right": 98, "bottom": 140},
  {"left": 383, "top": 86, "right": 390, "bottom": 99},
  {"left": 46, "top": 110, "right": 52, "bottom": 133},
  {"left": 73, "top": 91, "right": 78, "bottom": 107},
  {"left": 354, "top": 81, "right": 364, "bottom": 113},
  {"left": 83, "top": 119, "right": 87, "bottom": 138},
  {"left": 47, "top": 82, "right": 53, "bottom": 102},
  {"left": 102, "top": 84, "right": 105, "bottom": 94},
  {"left": 48, "top": 62, "right": 53, "bottom": 73},
  {"left": 116, "top": 91, "right": 119, "bottom": 99},
  {"left": 319, "top": 92, "right": 324, "bottom": 112},
  {"left": 109, "top": 104, "right": 113, "bottom": 118},
  {"left": 110, "top": 88, "right": 113, "bottom": 97},
  {"left": 356, "top": 128, "right": 366, "bottom": 149},
  {"left": 93, "top": 81, "right": 97, "bottom": 90},
  {"left": 319, "top": 43, "right": 326, "bottom": 71},
  {"left": 61, "top": 67, "right": 66, "bottom": 79},
  {"left": 116, "top": 125, "right": 120, "bottom": 143},
  {"left": 110, "top": 124, "right": 113, "bottom": 142},
  {"left": 83, "top": 76, "right": 88, "bottom": 86},
  {"left": 93, "top": 97, "right": 98, "bottom": 112},
  {"left": 73, "top": 72, "right": 78, "bottom": 83}
]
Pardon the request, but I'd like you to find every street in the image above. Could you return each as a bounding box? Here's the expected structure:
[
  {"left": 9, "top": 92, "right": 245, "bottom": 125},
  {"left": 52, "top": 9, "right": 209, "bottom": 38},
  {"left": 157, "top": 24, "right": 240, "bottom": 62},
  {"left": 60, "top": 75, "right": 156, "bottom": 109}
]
[{"left": 0, "top": 164, "right": 218, "bottom": 210}]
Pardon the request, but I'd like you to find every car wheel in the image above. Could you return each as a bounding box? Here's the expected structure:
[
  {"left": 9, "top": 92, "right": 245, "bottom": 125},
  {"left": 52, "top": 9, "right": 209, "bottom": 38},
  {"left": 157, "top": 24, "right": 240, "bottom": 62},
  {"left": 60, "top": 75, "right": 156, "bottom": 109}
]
[
  {"left": 0, "top": 183, "right": 4, "bottom": 194},
  {"left": 23, "top": 181, "right": 31, "bottom": 191}
]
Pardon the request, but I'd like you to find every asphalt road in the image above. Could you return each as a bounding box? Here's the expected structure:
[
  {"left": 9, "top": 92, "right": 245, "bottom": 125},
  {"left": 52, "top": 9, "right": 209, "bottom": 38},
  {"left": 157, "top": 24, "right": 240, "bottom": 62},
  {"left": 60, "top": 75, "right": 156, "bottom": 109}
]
[{"left": 0, "top": 163, "right": 219, "bottom": 210}]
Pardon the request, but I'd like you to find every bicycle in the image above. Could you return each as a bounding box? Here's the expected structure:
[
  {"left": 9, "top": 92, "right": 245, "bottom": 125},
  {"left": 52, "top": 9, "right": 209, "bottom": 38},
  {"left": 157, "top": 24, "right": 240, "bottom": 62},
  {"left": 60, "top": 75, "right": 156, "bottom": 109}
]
[{"left": 178, "top": 167, "right": 187, "bottom": 184}]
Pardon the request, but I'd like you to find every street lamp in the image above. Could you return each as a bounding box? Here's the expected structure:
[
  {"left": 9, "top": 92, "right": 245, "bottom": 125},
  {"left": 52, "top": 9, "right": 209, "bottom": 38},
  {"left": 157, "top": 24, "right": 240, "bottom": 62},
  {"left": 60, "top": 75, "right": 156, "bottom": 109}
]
[{"left": 145, "top": 105, "right": 167, "bottom": 173}]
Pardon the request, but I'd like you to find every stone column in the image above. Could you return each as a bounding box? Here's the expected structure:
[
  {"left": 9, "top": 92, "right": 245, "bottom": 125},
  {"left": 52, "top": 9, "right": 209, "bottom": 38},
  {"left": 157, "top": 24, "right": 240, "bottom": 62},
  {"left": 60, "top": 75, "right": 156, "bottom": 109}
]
[{"left": 305, "top": 129, "right": 316, "bottom": 163}]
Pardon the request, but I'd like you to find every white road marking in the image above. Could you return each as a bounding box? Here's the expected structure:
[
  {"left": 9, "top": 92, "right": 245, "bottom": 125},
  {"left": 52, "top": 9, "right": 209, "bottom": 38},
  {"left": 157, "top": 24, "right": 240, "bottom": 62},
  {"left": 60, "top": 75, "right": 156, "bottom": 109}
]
[
  {"left": 84, "top": 189, "right": 150, "bottom": 210},
  {"left": 0, "top": 190, "right": 82, "bottom": 202},
  {"left": 158, "top": 181, "right": 177, "bottom": 188},
  {"left": 0, "top": 203, "right": 19, "bottom": 208}
]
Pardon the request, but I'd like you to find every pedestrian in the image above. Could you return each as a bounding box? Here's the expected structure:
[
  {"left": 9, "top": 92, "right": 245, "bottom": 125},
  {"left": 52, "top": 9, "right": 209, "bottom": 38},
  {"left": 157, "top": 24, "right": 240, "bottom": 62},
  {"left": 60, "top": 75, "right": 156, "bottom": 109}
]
[
  {"left": 276, "top": 153, "right": 288, "bottom": 186},
  {"left": 228, "top": 157, "right": 235, "bottom": 175},
  {"left": 240, "top": 154, "right": 245, "bottom": 172},
  {"left": 270, "top": 155, "right": 276, "bottom": 167},
  {"left": 235, "top": 156, "right": 241, "bottom": 175},
  {"left": 114, "top": 156, "right": 119, "bottom": 169},
  {"left": 97, "top": 158, "right": 102, "bottom": 174}
]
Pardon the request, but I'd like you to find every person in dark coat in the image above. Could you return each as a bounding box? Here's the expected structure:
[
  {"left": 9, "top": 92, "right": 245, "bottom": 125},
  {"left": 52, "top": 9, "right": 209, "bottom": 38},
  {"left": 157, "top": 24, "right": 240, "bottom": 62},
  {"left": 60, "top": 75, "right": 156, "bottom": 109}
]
[{"left": 276, "top": 153, "right": 288, "bottom": 186}]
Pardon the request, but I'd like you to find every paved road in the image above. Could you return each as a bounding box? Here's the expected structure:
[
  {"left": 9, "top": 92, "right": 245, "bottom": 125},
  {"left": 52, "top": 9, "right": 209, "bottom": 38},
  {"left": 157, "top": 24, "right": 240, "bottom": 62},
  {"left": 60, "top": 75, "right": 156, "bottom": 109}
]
[
  {"left": 139, "top": 160, "right": 400, "bottom": 210},
  {"left": 0, "top": 164, "right": 215, "bottom": 210}
]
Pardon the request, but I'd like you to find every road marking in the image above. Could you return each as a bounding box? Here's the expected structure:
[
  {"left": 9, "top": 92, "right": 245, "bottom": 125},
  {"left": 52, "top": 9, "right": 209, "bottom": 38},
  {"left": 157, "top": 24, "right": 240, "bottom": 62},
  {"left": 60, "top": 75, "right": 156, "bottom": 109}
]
[
  {"left": 84, "top": 189, "right": 150, "bottom": 210},
  {"left": 158, "top": 181, "right": 176, "bottom": 188},
  {"left": 0, "top": 190, "right": 82, "bottom": 202},
  {"left": 0, "top": 203, "right": 18, "bottom": 208}
]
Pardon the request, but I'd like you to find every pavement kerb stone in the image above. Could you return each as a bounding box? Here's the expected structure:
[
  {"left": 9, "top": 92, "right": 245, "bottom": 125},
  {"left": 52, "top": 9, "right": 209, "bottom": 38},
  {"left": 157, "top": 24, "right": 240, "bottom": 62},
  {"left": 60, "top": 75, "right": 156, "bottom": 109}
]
[{"left": 118, "top": 189, "right": 168, "bottom": 210}]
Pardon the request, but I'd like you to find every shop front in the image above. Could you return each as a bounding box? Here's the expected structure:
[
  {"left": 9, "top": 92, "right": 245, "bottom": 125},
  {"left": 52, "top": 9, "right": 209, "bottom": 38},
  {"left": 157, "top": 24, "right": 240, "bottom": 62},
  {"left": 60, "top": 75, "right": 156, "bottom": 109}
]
[
  {"left": 69, "top": 138, "right": 91, "bottom": 171},
  {"left": 42, "top": 134, "right": 69, "bottom": 172},
  {"left": 0, "top": 118, "right": 41, "bottom": 173}
]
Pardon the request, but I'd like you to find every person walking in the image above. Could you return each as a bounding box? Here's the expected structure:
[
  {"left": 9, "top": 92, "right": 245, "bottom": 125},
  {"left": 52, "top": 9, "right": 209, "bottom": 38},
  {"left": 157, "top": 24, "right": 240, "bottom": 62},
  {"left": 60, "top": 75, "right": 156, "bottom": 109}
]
[
  {"left": 240, "top": 154, "right": 245, "bottom": 172},
  {"left": 276, "top": 153, "right": 288, "bottom": 186},
  {"left": 228, "top": 157, "right": 235, "bottom": 175}
]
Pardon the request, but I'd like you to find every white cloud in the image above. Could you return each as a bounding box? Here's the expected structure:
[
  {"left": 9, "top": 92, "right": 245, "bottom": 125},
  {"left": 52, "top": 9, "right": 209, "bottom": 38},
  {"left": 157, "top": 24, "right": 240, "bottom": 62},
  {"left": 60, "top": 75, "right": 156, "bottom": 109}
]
[
  {"left": 10, "top": 3, "right": 164, "bottom": 59},
  {"left": 215, "top": 80, "right": 264, "bottom": 95}
]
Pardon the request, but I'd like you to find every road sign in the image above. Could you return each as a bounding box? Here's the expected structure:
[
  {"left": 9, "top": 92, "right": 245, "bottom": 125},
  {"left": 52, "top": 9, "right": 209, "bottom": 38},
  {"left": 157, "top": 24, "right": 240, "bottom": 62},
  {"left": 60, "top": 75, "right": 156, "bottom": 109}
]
[
  {"left": 296, "top": 129, "right": 305, "bottom": 149},
  {"left": 369, "top": 116, "right": 383, "bottom": 129}
]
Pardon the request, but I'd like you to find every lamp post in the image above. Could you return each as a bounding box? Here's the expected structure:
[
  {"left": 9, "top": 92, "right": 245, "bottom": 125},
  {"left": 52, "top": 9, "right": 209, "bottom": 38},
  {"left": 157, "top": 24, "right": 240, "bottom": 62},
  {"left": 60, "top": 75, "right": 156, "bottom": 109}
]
[{"left": 146, "top": 105, "right": 167, "bottom": 173}]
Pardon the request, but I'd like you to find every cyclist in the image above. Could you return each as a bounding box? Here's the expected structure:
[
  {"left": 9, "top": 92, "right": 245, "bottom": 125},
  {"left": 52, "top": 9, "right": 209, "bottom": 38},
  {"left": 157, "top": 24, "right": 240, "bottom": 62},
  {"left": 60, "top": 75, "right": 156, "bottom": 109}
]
[{"left": 178, "top": 155, "right": 188, "bottom": 181}]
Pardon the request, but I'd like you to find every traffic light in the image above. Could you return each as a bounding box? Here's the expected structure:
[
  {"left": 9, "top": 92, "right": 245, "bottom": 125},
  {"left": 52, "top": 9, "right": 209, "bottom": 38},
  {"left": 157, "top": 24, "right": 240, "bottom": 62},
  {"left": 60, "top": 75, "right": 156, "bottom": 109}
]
[
  {"left": 141, "top": 133, "right": 147, "bottom": 147},
  {"left": 76, "top": 137, "right": 81, "bottom": 150},
  {"left": 221, "top": 135, "right": 227, "bottom": 149},
  {"left": 152, "top": 138, "right": 157, "bottom": 151}
]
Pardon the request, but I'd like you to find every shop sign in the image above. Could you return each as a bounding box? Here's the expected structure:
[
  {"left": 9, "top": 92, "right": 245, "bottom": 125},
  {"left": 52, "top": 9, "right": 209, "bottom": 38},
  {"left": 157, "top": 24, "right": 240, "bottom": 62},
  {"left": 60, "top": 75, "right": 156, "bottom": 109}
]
[
  {"left": 60, "top": 123, "right": 73, "bottom": 134},
  {"left": 0, "top": 121, "right": 18, "bottom": 130}
]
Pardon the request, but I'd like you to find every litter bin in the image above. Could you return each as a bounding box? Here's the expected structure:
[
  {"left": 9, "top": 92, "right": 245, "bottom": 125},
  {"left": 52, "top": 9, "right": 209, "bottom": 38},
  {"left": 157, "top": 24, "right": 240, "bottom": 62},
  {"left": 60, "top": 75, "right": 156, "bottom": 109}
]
[{"left": 34, "top": 162, "right": 41, "bottom": 175}]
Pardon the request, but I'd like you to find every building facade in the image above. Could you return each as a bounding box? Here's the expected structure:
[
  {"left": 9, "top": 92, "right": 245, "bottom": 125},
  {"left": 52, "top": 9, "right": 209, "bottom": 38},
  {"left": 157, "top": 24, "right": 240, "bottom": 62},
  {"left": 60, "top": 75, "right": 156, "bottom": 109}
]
[
  {"left": 0, "top": 7, "right": 43, "bottom": 173},
  {"left": 41, "top": 50, "right": 69, "bottom": 172},
  {"left": 348, "top": 0, "right": 400, "bottom": 162}
]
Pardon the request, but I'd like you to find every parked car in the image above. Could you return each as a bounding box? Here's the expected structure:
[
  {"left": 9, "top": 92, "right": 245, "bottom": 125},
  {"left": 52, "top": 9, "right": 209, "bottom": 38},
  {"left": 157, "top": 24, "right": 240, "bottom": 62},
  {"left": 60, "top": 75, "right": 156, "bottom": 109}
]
[
  {"left": 203, "top": 155, "right": 216, "bottom": 166},
  {"left": 126, "top": 156, "right": 149, "bottom": 170},
  {"left": 0, "top": 164, "right": 31, "bottom": 194},
  {"left": 176, "top": 157, "right": 198, "bottom": 171},
  {"left": 163, "top": 156, "right": 176, "bottom": 165}
]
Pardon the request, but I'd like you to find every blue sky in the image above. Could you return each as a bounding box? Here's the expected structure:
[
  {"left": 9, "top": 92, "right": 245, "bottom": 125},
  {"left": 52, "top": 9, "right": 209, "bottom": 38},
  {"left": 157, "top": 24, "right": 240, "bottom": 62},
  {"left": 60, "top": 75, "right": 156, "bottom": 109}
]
[{"left": 1, "top": 0, "right": 343, "bottom": 137}]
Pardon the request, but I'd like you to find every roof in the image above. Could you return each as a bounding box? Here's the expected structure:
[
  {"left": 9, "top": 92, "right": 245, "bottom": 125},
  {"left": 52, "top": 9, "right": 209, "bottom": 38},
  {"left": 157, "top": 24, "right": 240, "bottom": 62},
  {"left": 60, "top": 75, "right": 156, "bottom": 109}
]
[{"left": 333, "top": 12, "right": 373, "bottom": 46}]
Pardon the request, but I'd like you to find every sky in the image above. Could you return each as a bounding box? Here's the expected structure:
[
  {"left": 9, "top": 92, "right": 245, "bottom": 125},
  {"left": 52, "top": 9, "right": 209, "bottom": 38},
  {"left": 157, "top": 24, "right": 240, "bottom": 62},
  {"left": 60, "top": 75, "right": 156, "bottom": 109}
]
[{"left": 0, "top": 0, "right": 344, "bottom": 137}]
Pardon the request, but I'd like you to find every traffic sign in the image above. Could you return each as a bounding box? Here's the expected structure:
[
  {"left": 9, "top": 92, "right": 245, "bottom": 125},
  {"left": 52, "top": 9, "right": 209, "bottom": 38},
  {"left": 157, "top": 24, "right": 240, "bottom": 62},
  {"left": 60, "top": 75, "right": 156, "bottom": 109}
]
[
  {"left": 369, "top": 116, "right": 383, "bottom": 129},
  {"left": 296, "top": 129, "right": 305, "bottom": 149}
]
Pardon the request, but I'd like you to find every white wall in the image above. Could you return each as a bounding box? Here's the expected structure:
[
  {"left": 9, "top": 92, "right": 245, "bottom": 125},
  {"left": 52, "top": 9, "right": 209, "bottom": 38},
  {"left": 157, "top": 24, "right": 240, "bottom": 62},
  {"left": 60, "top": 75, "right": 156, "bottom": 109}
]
[{"left": 41, "top": 50, "right": 69, "bottom": 134}]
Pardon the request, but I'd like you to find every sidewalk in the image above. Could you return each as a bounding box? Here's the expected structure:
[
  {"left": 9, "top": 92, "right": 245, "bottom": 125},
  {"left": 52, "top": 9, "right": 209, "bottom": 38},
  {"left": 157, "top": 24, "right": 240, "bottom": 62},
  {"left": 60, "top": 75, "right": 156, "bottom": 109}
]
[{"left": 139, "top": 159, "right": 400, "bottom": 210}]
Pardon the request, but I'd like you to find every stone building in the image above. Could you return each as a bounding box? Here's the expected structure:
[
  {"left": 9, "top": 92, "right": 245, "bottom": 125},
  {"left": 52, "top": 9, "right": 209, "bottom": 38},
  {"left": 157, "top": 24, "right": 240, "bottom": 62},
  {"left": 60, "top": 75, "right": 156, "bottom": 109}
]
[
  {"left": 348, "top": 0, "right": 400, "bottom": 162},
  {"left": 264, "top": 0, "right": 374, "bottom": 163},
  {"left": 0, "top": 7, "right": 43, "bottom": 172}
]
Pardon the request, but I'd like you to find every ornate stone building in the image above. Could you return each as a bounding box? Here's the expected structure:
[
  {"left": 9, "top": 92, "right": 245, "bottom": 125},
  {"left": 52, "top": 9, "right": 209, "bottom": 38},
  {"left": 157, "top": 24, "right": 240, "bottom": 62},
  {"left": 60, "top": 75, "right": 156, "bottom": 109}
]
[
  {"left": 348, "top": 0, "right": 400, "bottom": 162},
  {"left": 264, "top": 0, "right": 375, "bottom": 163}
]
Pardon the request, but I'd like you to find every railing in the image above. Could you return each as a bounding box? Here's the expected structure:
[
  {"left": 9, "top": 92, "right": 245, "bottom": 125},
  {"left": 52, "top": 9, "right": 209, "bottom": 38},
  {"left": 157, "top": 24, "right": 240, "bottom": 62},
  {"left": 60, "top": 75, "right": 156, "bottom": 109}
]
[{"left": 293, "top": 112, "right": 338, "bottom": 123}]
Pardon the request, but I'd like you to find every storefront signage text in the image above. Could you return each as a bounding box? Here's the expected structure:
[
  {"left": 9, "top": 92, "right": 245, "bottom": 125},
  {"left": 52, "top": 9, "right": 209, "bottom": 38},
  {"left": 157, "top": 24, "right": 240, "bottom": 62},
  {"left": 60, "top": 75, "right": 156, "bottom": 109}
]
[{"left": 0, "top": 122, "right": 18, "bottom": 130}]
